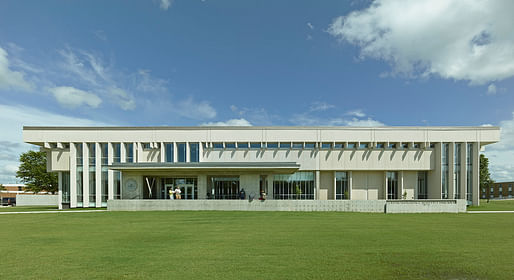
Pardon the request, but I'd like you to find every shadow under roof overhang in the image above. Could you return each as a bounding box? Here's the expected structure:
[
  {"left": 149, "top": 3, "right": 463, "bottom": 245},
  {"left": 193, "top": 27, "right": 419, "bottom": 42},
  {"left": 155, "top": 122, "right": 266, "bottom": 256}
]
[{"left": 108, "top": 162, "right": 300, "bottom": 174}]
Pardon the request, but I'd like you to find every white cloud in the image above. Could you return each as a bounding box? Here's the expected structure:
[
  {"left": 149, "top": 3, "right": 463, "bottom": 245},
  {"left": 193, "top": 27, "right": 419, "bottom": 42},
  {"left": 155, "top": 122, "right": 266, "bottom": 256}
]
[
  {"left": 487, "top": 84, "right": 497, "bottom": 95},
  {"left": 0, "top": 47, "right": 32, "bottom": 91},
  {"left": 309, "top": 101, "right": 334, "bottom": 112},
  {"left": 176, "top": 97, "right": 216, "bottom": 120},
  {"left": 108, "top": 87, "right": 135, "bottom": 111},
  {"left": 328, "top": 0, "right": 514, "bottom": 85},
  {"left": 49, "top": 86, "right": 102, "bottom": 108},
  {"left": 345, "top": 109, "right": 366, "bottom": 118},
  {"left": 201, "top": 118, "right": 252, "bottom": 126},
  {"left": 159, "top": 0, "right": 172, "bottom": 10},
  {"left": 0, "top": 103, "right": 111, "bottom": 183},
  {"left": 307, "top": 22, "right": 314, "bottom": 30},
  {"left": 483, "top": 112, "right": 514, "bottom": 181},
  {"left": 290, "top": 114, "right": 384, "bottom": 127}
]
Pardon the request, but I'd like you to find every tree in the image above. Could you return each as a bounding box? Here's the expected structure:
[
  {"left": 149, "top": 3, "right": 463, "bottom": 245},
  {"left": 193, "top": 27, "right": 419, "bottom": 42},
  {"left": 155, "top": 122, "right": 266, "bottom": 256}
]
[
  {"left": 480, "top": 154, "right": 494, "bottom": 198},
  {"left": 0, "top": 184, "right": 4, "bottom": 190},
  {"left": 16, "top": 150, "right": 58, "bottom": 193}
]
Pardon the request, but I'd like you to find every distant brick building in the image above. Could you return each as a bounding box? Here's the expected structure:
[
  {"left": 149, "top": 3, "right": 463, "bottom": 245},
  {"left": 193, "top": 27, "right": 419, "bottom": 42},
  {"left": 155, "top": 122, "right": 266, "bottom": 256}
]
[
  {"left": 481, "top": 181, "right": 514, "bottom": 199},
  {"left": 0, "top": 184, "right": 27, "bottom": 205}
]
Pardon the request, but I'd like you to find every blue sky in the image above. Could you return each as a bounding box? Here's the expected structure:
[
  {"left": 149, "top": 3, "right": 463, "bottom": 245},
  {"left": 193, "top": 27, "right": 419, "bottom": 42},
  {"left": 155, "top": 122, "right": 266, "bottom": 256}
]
[{"left": 1, "top": 0, "right": 513, "bottom": 183}]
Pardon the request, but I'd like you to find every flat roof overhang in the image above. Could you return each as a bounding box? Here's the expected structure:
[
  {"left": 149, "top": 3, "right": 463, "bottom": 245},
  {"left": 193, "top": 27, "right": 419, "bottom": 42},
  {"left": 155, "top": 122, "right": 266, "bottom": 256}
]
[{"left": 109, "top": 162, "right": 300, "bottom": 174}]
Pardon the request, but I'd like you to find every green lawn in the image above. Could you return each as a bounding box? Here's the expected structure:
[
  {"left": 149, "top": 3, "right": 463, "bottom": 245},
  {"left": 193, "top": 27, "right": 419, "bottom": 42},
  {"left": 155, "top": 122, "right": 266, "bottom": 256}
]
[
  {"left": 468, "top": 199, "right": 514, "bottom": 211},
  {"left": 1, "top": 211, "right": 513, "bottom": 280}
]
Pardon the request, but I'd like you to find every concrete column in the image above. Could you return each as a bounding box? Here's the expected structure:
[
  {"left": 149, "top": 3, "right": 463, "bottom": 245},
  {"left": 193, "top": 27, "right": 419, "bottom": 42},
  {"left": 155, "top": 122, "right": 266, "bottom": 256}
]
[
  {"left": 82, "top": 142, "right": 89, "bottom": 207},
  {"left": 108, "top": 143, "right": 114, "bottom": 200},
  {"left": 473, "top": 142, "right": 480, "bottom": 206},
  {"left": 198, "top": 175, "right": 207, "bottom": 199},
  {"left": 384, "top": 171, "right": 388, "bottom": 200},
  {"left": 241, "top": 175, "right": 259, "bottom": 199},
  {"left": 173, "top": 142, "right": 178, "bottom": 162},
  {"left": 186, "top": 142, "right": 190, "bottom": 162},
  {"left": 460, "top": 142, "right": 467, "bottom": 199},
  {"left": 133, "top": 142, "right": 137, "bottom": 162},
  {"left": 160, "top": 142, "right": 165, "bottom": 162},
  {"left": 266, "top": 175, "right": 273, "bottom": 200},
  {"left": 120, "top": 142, "right": 126, "bottom": 163},
  {"left": 70, "top": 143, "right": 77, "bottom": 208},
  {"left": 137, "top": 142, "right": 143, "bottom": 163},
  {"left": 448, "top": 142, "right": 455, "bottom": 200},
  {"left": 95, "top": 143, "right": 102, "bottom": 207},
  {"left": 58, "top": 171, "right": 63, "bottom": 210},
  {"left": 315, "top": 170, "right": 320, "bottom": 200}
]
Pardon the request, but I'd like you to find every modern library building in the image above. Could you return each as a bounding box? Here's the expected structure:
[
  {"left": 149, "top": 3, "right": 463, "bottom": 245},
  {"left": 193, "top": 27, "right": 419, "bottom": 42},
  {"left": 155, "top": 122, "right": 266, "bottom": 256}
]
[{"left": 23, "top": 126, "right": 500, "bottom": 210}]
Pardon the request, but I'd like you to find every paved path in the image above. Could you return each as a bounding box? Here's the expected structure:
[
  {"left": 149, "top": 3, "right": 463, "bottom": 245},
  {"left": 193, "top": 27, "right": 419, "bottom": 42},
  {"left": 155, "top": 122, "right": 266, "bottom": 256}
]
[
  {"left": 468, "top": 211, "right": 514, "bottom": 213},
  {"left": 0, "top": 210, "right": 108, "bottom": 215}
]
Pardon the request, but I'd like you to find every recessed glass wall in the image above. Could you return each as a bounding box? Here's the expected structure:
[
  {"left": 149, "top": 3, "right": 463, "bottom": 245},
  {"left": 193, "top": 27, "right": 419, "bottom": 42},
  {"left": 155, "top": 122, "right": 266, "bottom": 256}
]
[
  {"left": 466, "top": 143, "right": 473, "bottom": 204},
  {"left": 88, "top": 143, "right": 96, "bottom": 207},
  {"left": 335, "top": 171, "right": 349, "bottom": 199},
  {"left": 165, "top": 143, "right": 174, "bottom": 162},
  {"left": 160, "top": 177, "right": 198, "bottom": 200},
  {"left": 177, "top": 143, "right": 186, "bottom": 162},
  {"left": 417, "top": 171, "right": 427, "bottom": 199},
  {"left": 114, "top": 171, "right": 121, "bottom": 199},
  {"left": 62, "top": 172, "right": 70, "bottom": 204},
  {"left": 126, "top": 143, "right": 134, "bottom": 162},
  {"left": 441, "top": 143, "right": 449, "bottom": 199},
  {"left": 190, "top": 143, "right": 199, "bottom": 162},
  {"left": 387, "top": 171, "right": 398, "bottom": 199},
  {"left": 211, "top": 177, "right": 239, "bottom": 199},
  {"left": 273, "top": 172, "right": 314, "bottom": 200},
  {"left": 454, "top": 143, "right": 461, "bottom": 199},
  {"left": 75, "top": 143, "right": 83, "bottom": 207},
  {"left": 113, "top": 143, "right": 121, "bottom": 163}
]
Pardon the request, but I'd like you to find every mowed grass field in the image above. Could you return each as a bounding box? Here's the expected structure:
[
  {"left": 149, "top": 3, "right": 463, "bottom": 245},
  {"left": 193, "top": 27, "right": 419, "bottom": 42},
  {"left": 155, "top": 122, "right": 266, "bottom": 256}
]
[
  {"left": 468, "top": 199, "right": 514, "bottom": 211},
  {"left": 1, "top": 211, "right": 513, "bottom": 280}
]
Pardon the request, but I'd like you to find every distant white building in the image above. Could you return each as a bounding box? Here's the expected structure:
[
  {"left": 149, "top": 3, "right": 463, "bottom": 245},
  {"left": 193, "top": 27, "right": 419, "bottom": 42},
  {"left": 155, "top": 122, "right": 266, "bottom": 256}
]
[{"left": 23, "top": 126, "right": 500, "bottom": 209}]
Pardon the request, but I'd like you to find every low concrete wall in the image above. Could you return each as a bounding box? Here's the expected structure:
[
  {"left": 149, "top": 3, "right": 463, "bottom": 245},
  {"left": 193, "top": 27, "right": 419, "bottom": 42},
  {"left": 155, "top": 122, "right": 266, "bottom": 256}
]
[
  {"left": 385, "top": 199, "right": 467, "bottom": 213},
  {"left": 15, "top": 195, "right": 58, "bottom": 206},
  {"left": 108, "top": 199, "right": 387, "bottom": 212}
]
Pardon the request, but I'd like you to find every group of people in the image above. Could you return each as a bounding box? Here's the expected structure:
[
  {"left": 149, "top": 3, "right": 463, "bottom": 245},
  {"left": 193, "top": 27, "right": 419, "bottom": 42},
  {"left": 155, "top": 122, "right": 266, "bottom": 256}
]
[{"left": 168, "top": 186, "right": 182, "bottom": 200}]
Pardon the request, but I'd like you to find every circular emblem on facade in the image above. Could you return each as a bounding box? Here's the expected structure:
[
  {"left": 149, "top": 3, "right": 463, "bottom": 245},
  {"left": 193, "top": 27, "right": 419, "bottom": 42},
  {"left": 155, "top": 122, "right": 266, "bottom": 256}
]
[{"left": 126, "top": 179, "right": 138, "bottom": 193}]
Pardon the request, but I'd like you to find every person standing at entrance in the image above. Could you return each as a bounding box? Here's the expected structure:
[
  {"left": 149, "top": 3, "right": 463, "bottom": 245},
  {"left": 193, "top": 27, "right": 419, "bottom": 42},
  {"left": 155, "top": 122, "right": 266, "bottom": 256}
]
[
  {"left": 174, "top": 186, "right": 182, "bottom": 199},
  {"left": 169, "top": 188, "right": 175, "bottom": 200}
]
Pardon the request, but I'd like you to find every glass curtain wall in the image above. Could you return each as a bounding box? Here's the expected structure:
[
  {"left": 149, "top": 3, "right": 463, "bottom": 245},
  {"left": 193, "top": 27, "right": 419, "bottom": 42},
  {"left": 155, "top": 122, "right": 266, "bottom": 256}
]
[
  {"left": 161, "top": 178, "right": 198, "bottom": 199},
  {"left": 89, "top": 143, "right": 96, "bottom": 207},
  {"left": 126, "top": 143, "right": 134, "bottom": 162},
  {"left": 466, "top": 143, "right": 473, "bottom": 204},
  {"left": 454, "top": 143, "right": 461, "bottom": 199},
  {"left": 387, "top": 171, "right": 398, "bottom": 199},
  {"left": 441, "top": 143, "right": 449, "bottom": 199},
  {"left": 113, "top": 143, "right": 121, "bottom": 199},
  {"left": 177, "top": 143, "right": 186, "bottom": 162},
  {"left": 76, "top": 143, "right": 83, "bottom": 207},
  {"left": 417, "top": 171, "right": 427, "bottom": 199},
  {"left": 212, "top": 177, "right": 239, "bottom": 199},
  {"left": 165, "top": 143, "right": 174, "bottom": 162},
  {"left": 273, "top": 172, "right": 315, "bottom": 200},
  {"left": 101, "top": 143, "right": 108, "bottom": 206},
  {"left": 335, "top": 171, "right": 349, "bottom": 199},
  {"left": 190, "top": 143, "right": 199, "bottom": 162},
  {"left": 62, "top": 172, "right": 70, "bottom": 204}
]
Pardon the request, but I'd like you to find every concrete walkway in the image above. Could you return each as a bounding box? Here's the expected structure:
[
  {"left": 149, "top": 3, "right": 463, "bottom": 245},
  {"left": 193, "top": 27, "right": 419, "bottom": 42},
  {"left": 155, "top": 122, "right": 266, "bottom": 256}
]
[
  {"left": 0, "top": 210, "right": 108, "bottom": 215},
  {"left": 467, "top": 211, "right": 514, "bottom": 213}
]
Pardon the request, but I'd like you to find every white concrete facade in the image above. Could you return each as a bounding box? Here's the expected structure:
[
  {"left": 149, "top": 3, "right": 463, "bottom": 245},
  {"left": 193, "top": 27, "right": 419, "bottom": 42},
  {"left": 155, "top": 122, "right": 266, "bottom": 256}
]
[{"left": 23, "top": 126, "right": 500, "bottom": 209}]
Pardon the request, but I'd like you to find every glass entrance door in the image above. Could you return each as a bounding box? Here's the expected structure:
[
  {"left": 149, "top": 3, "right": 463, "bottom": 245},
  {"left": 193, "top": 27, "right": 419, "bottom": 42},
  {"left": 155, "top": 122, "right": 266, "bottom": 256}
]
[{"left": 177, "top": 184, "right": 196, "bottom": 200}]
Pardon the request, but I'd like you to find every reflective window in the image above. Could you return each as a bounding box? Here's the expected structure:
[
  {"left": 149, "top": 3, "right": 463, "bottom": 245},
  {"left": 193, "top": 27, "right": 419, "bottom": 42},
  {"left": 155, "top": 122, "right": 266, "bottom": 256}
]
[
  {"left": 359, "top": 143, "right": 368, "bottom": 149},
  {"left": 387, "top": 171, "right": 398, "bottom": 199},
  {"left": 418, "top": 171, "right": 427, "bottom": 199},
  {"left": 273, "top": 172, "right": 314, "bottom": 200},
  {"left": 225, "top": 142, "right": 236, "bottom": 149},
  {"left": 335, "top": 172, "right": 349, "bottom": 199},
  {"left": 237, "top": 142, "right": 248, "bottom": 149},
  {"left": 250, "top": 142, "right": 261, "bottom": 149},
  {"left": 388, "top": 143, "right": 396, "bottom": 149},
  {"left": 211, "top": 177, "right": 239, "bottom": 199},
  {"left": 75, "top": 143, "right": 83, "bottom": 207},
  {"left": 334, "top": 143, "right": 343, "bottom": 149},
  {"left": 213, "top": 142, "right": 223, "bottom": 149},
  {"left": 305, "top": 143, "right": 315, "bottom": 149},
  {"left": 126, "top": 143, "right": 134, "bottom": 163},
  {"left": 190, "top": 143, "right": 199, "bottom": 162},
  {"left": 113, "top": 143, "right": 121, "bottom": 163},
  {"left": 266, "top": 142, "right": 278, "bottom": 149},
  {"left": 62, "top": 172, "right": 70, "bottom": 204},
  {"left": 100, "top": 143, "right": 108, "bottom": 165},
  {"left": 177, "top": 143, "right": 186, "bottom": 162},
  {"left": 279, "top": 142, "right": 291, "bottom": 149},
  {"left": 454, "top": 143, "right": 461, "bottom": 199},
  {"left": 376, "top": 143, "right": 384, "bottom": 148},
  {"left": 321, "top": 143, "right": 332, "bottom": 149},
  {"left": 466, "top": 143, "right": 473, "bottom": 203},
  {"left": 402, "top": 143, "right": 409, "bottom": 149},
  {"left": 165, "top": 143, "right": 174, "bottom": 162},
  {"left": 292, "top": 142, "right": 303, "bottom": 149},
  {"left": 347, "top": 143, "right": 356, "bottom": 149},
  {"left": 442, "top": 143, "right": 449, "bottom": 199},
  {"left": 142, "top": 143, "right": 151, "bottom": 150}
]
